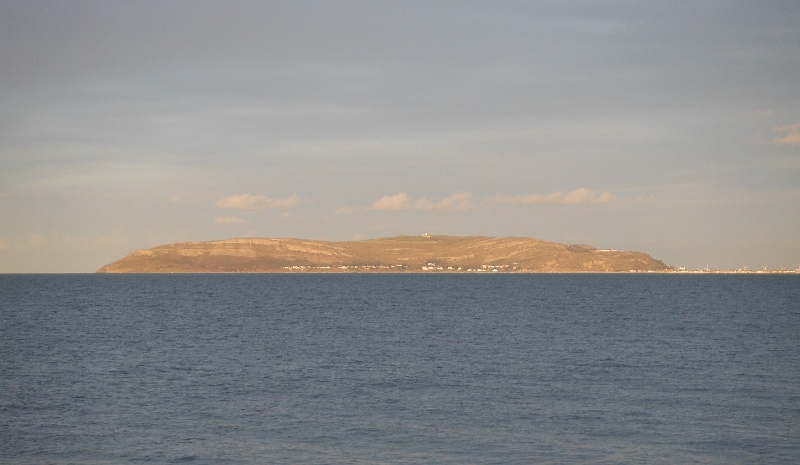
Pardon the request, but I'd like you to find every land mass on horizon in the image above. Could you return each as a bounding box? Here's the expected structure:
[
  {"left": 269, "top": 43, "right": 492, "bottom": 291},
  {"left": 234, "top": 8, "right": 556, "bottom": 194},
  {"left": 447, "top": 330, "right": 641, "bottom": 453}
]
[{"left": 97, "top": 235, "right": 670, "bottom": 273}]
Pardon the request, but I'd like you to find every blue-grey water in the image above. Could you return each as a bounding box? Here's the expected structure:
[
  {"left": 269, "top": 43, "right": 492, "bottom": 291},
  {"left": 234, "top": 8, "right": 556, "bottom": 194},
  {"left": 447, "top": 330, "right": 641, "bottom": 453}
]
[{"left": 1, "top": 274, "right": 798, "bottom": 464}]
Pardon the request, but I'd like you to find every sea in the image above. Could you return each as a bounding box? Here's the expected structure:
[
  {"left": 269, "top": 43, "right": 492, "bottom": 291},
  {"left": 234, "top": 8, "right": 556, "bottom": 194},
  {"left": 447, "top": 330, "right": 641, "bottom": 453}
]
[{"left": 1, "top": 273, "right": 798, "bottom": 464}]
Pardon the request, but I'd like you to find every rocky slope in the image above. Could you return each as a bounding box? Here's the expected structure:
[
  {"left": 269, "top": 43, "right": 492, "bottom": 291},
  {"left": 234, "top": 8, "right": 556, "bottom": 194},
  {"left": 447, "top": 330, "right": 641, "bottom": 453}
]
[{"left": 97, "top": 235, "right": 670, "bottom": 273}]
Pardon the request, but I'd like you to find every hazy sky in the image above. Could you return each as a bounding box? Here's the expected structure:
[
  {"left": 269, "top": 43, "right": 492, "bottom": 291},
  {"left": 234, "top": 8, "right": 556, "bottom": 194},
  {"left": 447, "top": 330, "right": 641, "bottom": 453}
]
[{"left": 1, "top": 1, "right": 799, "bottom": 272}]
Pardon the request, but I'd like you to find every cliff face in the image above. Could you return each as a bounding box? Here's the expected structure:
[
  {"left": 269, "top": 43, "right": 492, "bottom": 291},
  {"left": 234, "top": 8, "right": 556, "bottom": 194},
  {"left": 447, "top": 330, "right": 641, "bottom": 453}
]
[{"left": 97, "top": 235, "right": 670, "bottom": 273}]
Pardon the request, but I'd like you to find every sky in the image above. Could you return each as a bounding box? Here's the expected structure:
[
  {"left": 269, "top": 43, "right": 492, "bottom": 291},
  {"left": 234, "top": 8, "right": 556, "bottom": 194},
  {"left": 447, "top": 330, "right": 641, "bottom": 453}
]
[{"left": 1, "top": 1, "right": 799, "bottom": 272}]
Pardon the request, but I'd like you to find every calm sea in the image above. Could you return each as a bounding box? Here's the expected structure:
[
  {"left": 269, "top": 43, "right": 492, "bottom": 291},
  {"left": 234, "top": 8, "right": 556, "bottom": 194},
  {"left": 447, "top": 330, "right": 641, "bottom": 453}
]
[{"left": 1, "top": 274, "right": 798, "bottom": 464}]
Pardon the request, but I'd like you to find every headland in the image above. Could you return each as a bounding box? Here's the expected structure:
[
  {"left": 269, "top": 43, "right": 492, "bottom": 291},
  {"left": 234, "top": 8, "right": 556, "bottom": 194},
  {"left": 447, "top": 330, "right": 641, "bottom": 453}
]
[{"left": 97, "top": 235, "right": 670, "bottom": 273}]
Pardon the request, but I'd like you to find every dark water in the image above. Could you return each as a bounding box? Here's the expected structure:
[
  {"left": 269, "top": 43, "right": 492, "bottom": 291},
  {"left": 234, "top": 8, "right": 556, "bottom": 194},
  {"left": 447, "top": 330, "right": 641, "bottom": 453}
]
[{"left": 1, "top": 274, "right": 798, "bottom": 464}]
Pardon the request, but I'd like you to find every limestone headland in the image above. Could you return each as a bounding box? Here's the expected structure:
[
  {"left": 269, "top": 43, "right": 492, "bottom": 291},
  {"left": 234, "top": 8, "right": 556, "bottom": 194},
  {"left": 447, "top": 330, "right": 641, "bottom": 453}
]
[{"left": 97, "top": 235, "right": 671, "bottom": 273}]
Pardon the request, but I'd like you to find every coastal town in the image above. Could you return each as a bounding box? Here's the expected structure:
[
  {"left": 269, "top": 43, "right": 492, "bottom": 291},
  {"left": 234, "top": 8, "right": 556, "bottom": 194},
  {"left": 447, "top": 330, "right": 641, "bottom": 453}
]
[{"left": 281, "top": 263, "right": 800, "bottom": 274}]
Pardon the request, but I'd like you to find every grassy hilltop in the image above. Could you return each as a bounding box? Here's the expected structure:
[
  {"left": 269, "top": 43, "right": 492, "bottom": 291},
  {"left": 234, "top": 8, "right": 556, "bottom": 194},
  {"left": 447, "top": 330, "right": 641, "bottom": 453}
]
[{"left": 97, "top": 235, "right": 670, "bottom": 273}]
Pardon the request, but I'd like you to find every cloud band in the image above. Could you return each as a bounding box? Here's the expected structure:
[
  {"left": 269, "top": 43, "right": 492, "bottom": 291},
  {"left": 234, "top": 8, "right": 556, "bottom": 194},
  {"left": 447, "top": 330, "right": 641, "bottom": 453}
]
[
  {"left": 492, "top": 188, "right": 616, "bottom": 205},
  {"left": 216, "top": 194, "right": 299, "bottom": 210}
]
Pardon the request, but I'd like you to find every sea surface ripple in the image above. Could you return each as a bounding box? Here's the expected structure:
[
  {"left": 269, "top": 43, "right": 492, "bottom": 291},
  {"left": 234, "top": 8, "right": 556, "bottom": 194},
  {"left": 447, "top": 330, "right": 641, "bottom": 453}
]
[{"left": 1, "top": 274, "right": 798, "bottom": 464}]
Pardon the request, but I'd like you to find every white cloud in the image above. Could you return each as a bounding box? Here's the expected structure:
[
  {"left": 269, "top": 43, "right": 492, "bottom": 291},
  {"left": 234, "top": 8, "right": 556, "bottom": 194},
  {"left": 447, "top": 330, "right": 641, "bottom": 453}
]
[
  {"left": 215, "top": 216, "right": 248, "bottom": 224},
  {"left": 370, "top": 192, "right": 475, "bottom": 212},
  {"left": 334, "top": 206, "right": 354, "bottom": 215},
  {"left": 371, "top": 192, "right": 411, "bottom": 210},
  {"left": 414, "top": 192, "right": 475, "bottom": 211},
  {"left": 491, "top": 192, "right": 560, "bottom": 205},
  {"left": 753, "top": 123, "right": 800, "bottom": 145},
  {"left": 592, "top": 191, "right": 618, "bottom": 203},
  {"left": 773, "top": 123, "right": 800, "bottom": 145},
  {"left": 562, "top": 188, "right": 597, "bottom": 204},
  {"left": 493, "top": 188, "right": 617, "bottom": 205},
  {"left": 215, "top": 194, "right": 300, "bottom": 210}
]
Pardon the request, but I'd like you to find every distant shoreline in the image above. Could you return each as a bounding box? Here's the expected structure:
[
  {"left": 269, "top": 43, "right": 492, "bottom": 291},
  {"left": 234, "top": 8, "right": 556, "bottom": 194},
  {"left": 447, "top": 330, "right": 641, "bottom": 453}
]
[
  {"left": 93, "top": 269, "right": 799, "bottom": 275},
  {"left": 4, "top": 270, "right": 799, "bottom": 275},
  {"left": 97, "top": 234, "right": 673, "bottom": 273},
  {"left": 94, "top": 235, "right": 800, "bottom": 274}
]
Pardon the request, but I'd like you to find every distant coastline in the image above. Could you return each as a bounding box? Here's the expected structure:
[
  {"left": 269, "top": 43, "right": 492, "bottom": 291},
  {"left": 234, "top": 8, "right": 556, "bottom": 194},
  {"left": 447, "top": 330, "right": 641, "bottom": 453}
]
[{"left": 97, "top": 234, "right": 673, "bottom": 273}]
